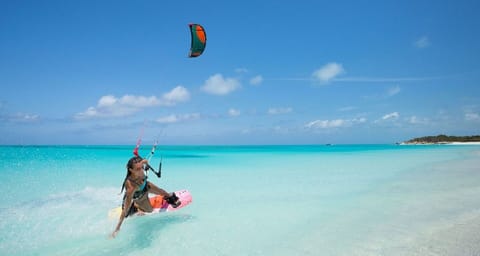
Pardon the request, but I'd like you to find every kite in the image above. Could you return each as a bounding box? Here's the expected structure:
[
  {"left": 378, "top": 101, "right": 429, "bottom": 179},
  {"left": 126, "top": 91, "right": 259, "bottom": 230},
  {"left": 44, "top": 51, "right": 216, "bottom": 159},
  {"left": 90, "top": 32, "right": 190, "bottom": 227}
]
[{"left": 188, "top": 24, "right": 207, "bottom": 58}]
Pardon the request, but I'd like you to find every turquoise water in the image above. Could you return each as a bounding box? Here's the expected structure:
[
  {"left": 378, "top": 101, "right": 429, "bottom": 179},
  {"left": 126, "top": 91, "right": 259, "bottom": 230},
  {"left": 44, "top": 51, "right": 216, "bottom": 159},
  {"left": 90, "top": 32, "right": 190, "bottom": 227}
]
[{"left": 1, "top": 144, "right": 480, "bottom": 255}]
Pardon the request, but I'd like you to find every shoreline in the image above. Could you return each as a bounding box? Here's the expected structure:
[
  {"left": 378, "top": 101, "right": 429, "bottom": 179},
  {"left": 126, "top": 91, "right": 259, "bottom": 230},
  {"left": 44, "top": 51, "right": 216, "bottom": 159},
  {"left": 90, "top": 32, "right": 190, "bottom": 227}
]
[{"left": 400, "top": 141, "right": 480, "bottom": 145}]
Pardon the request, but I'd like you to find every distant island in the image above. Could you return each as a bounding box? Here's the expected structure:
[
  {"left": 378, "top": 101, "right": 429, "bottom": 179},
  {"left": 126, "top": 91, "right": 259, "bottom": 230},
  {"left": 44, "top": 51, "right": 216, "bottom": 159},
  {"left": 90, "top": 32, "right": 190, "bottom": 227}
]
[{"left": 402, "top": 134, "right": 480, "bottom": 144}]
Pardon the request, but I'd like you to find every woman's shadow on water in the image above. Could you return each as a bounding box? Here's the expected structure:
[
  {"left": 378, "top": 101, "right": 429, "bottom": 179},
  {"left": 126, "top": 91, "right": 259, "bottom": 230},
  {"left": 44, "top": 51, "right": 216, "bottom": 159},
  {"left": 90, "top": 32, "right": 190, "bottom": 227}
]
[{"left": 128, "top": 213, "right": 195, "bottom": 250}]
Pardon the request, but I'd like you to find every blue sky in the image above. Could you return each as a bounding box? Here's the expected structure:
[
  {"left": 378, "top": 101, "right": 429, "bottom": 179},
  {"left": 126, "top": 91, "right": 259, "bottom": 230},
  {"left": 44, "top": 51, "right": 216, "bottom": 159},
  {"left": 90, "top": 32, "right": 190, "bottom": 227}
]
[{"left": 1, "top": 0, "right": 479, "bottom": 145}]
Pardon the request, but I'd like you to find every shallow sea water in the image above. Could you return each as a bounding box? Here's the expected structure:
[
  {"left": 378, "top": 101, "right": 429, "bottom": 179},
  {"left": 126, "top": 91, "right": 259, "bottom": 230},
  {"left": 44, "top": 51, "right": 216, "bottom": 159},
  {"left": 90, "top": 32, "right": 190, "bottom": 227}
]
[{"left": 0, "top": 145, "right": 479, "bottom": 255}]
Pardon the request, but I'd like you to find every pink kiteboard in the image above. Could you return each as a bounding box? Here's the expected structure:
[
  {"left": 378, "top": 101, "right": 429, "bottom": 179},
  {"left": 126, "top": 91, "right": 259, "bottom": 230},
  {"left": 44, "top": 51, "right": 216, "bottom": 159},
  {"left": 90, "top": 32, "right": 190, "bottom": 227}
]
[{"left": 108, "top": 189, "right": 192, "bottom": 219}]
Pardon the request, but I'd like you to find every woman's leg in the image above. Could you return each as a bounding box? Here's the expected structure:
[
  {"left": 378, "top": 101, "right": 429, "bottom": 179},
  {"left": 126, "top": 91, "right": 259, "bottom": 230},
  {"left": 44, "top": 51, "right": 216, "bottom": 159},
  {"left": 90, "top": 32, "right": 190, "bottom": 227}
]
[
  {"left": 146, "top": 181, "right": 170, "bottom": 197},
  {"left": 134, "top": 193, "right": 153, "bottom": 212},
  {"left": 147, "top": 181, "right": 181, "bottom": 207}
]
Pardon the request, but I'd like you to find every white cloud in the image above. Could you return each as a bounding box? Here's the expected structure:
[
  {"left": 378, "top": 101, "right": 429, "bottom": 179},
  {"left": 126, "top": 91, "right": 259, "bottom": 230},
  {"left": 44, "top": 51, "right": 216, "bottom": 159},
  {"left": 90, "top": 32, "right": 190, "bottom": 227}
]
[
  {"left": 465, "top": 112, "right": 480, "bottom": 121},
  {"left": 228, "top": 108, "right": 241, "bottom": 117},
  {"left": 75, "top": 86, "right": 190, "bottom": 119},
  {"left": 408, "top": 116, "right": 430, "bottom": 125},
  {"left": 408, "top": 116, "right": 419, "bottom": 124},
  {"left": 382, "top": 112, "right": 399, "bottom": 120},
  {"left": 98, "top": 95, "right": 117, "bottom": 107},
  {"left": 77, "top": 107, "right": 99, "bottom": 119},
  {"left": 355, "top": 117, "right": 367, "bottom": 123},
  {"left": 250, "top": 75, "right": 263, "bottom": 85},
  {"left": 156, "top": 113, "right": 200, "bottom": 124},
  {"left": 338, "top": 106, "right": 357, "bottom": 112},
  {"left": 414, "top": 36, "right": 430, "bottom": 48},
  {"left": 305, "top": 117, "right": 366, "bottom": 129},
  {"left": 121, "top": 95, "right": 161, "bottom": 108},
  {"left": 334, "top": 76, "right": 440, "bottom": 83},
  {"left": 19, "top": 113, "right": 39, "bottom": 122},
  {"left": 312, "top": 62, "right": 345, "bottom": 83},
  {"left": 306, "top": 119, "right": 345, "bottom": 129},
  {"left": 75, "top": 94, "right": 160, "bottom": 119},
  {"left": 161, "top": 86, "right": 190, "bottom": 106},
  {"left": 268, "top": 107, "right": 293, "bottom": 115},
  {"left": 5, "top": 113, "right": 40, "bottom": 122},
  {"left": 386, "top": 85, "right": 401, "bottom": 97},
  {"left": 156, "top": 114, "right": 179, "bottom": 124},
  {"left": 201, "top": 74, "right": 241, "bottom": 95}
]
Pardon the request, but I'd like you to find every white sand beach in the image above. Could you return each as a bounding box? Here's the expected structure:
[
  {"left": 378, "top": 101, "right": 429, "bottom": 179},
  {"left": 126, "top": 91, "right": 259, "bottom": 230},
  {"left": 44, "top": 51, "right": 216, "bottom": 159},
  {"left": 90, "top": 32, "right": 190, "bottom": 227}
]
[
  {"left": 449, "top": 142, "right": 480, "bottom": 145},
  {"left": 401, "top": 141, "right": 480, "bottom": 145}
]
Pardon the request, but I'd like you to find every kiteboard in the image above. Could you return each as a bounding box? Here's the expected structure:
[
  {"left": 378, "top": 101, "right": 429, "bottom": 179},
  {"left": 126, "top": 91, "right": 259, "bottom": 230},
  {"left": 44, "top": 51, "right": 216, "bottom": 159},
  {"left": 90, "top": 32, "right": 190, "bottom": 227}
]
[{"left": 108, "top": 189, "right": 192, "bottom": 219}]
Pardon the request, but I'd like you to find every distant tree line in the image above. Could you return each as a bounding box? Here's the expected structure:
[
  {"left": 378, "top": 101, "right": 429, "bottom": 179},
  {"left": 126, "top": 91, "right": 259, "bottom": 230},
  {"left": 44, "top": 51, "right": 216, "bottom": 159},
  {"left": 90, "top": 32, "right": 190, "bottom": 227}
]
[{"left": 405, "top": 134, "right": 480, "bottom": 143}]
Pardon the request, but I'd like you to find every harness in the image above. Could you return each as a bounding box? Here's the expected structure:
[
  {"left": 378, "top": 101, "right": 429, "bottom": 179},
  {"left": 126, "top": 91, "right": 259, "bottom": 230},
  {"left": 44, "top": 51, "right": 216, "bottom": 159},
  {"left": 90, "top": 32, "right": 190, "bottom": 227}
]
[
  {"left": 123, "top": 177, "right": 150, "bottom": 217},
  {"left": 132, "top": 177, "right": 148, "bottom": 199}
]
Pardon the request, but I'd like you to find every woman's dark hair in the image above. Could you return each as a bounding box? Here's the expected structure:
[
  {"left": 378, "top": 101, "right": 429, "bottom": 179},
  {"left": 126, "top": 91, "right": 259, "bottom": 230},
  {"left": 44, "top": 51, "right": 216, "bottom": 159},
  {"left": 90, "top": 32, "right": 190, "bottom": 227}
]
[
  {"left": 120, "top": 156, "right": 143, "bottom": 193},
  {"left": 127, "top": 156, "right": 143, "bottom": 170}
]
